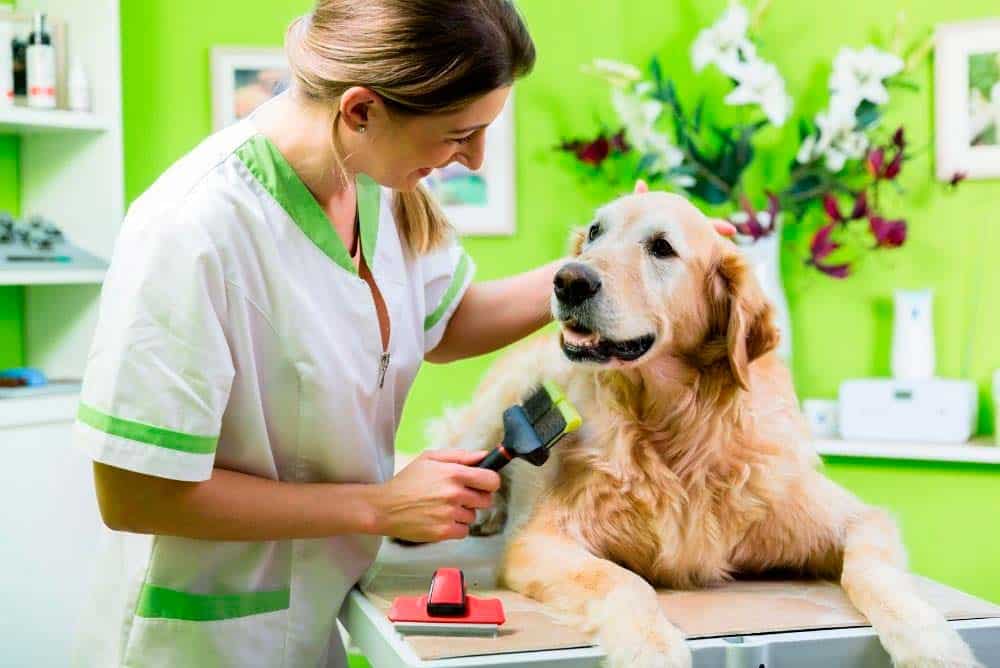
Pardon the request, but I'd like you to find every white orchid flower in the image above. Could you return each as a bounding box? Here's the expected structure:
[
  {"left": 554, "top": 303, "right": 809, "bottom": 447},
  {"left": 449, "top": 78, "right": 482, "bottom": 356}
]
[
  {"left": 808, "top": 99, "right": 869, "bottom": 171},
  {"left": 829, "top": 46, "right": 903, "bottom": 107},
  {"left": 609, "top": 88, "right": 688, "bottom": 181},
  {"left": 611, "top": 88, "right": 663, "bottom": 139},
  {"left": 692, "top": 2, "right": 756, "bottom": 75},
  {"left": 583, "top": 59, "right": 643, "bottom": 88},
  {"left": 723, "top": 59, "right": 792, "bottom": 126}
]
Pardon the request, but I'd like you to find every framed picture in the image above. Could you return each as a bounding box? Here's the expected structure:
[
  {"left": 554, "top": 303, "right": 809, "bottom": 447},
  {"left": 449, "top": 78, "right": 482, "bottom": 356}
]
[
  {"left": 424, "top": 92, "right": 516, "bottom": 236},
  {"left": 935, "top": 20, "right": 1000, "bottom": 180},
  {"left": 211, "top": 47, "right": 291, "bottom": 131}
]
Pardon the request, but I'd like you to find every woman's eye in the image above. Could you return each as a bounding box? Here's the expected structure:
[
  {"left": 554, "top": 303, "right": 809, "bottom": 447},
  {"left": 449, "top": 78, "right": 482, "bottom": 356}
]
[
  {"left": 450, "top": 134, "right": 474, "bottom": 145},
  {"left": 587, "top": 222, "right": 601, "bottom": 242},
  {"left": 648, "top": 237, "right": 676, "bottom": 259}
]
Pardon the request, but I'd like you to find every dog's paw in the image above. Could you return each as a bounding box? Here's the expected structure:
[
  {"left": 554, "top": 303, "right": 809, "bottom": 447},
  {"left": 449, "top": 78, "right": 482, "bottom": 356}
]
[
  {"left": 599, "top": 612, "right": 690, "bottom": 668},
  {"left": 891, "top": 624, "right": 983, "bottom": 668},
  {"left": 469, "top": 473, "right": 510, "bottom": 536}
]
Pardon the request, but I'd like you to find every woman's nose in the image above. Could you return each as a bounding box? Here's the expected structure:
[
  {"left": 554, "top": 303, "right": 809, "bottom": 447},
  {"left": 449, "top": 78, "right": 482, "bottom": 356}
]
[{"left": 457, "top": 133, "right": 486, "bottom": 171}]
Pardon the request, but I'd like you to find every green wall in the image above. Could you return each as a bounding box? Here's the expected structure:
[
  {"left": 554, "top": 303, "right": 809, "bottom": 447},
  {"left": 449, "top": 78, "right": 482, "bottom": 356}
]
[{"left": 6, "top": 0, "right": 991, "bottom": 623}]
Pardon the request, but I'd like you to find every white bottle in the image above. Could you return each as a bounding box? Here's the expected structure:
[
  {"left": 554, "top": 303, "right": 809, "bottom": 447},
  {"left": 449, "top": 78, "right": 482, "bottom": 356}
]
[
  {"left": 68, "top": 57, "right": 90, "bottom": 112},
  {"left": 0, "top": 10, "right": 13, "bottom": 107},
  {"left": 891, "top": 289, "right": 935, "bottom": 380},
  {"left": 26, "top": 11, "right": 56, "bottom": 109}
]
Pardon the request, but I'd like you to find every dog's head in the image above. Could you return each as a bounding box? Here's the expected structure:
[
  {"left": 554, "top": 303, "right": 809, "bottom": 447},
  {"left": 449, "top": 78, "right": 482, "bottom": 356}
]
[{"left": 553, "top": 191, "right": 779, "bottom": 390}]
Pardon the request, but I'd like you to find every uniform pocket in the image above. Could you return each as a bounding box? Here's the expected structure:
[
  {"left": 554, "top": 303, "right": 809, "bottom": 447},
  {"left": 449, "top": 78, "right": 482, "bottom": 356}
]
[{"left": 123, "top": 585, "right": 290, "bottom": 667}]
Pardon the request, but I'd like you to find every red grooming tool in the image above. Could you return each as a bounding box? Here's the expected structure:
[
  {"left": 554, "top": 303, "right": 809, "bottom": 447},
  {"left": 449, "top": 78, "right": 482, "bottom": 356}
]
[{"left": 387, "top": 568, "right": 505, "bottom": 637}]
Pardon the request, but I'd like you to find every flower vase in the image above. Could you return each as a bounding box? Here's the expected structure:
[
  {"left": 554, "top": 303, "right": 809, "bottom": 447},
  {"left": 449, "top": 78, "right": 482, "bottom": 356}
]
[{"left": 736, "top": 226, "right": 792, "bottom": 364}]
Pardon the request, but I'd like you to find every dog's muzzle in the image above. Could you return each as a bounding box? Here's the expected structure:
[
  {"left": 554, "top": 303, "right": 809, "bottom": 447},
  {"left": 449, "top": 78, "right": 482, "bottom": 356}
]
[{"left": 554, "top": 262, "right": 601, "bottom": 307}]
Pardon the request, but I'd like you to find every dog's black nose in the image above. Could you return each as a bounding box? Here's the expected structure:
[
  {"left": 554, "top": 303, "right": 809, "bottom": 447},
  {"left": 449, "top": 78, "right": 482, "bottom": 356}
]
[{"left": 554, "top": 262, "right": 602, "bottom": 306}]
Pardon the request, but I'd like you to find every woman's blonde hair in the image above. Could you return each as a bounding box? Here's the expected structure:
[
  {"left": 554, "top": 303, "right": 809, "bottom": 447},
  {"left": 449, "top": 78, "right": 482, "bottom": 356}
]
[{"left": 285, "top": 0, "right": 535, "bottom": 254}]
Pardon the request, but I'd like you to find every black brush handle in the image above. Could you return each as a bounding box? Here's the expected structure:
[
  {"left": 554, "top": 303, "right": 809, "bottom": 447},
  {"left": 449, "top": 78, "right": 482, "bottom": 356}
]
[{"left": 477, "top": 446, "right": 513, "bottom": 472}]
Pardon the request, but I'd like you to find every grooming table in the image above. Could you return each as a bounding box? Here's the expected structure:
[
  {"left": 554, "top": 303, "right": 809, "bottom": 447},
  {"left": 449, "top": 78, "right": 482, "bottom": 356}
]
[{"left": 340, "top": 535, "right": 1000, "bottom": 668}]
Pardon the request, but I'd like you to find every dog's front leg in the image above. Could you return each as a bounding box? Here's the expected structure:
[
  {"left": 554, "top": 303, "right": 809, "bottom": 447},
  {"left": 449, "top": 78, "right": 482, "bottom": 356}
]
[
  {"left": 502, "top": 513, "right": 690, "bottom": 668},
  {"left": 841, "top": 508, "right": 982, "bottom": 668}
]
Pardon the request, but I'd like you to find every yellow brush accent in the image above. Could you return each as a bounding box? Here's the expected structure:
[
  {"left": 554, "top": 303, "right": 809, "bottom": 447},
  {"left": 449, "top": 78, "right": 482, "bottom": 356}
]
[{"left": 543, "top": 380, "right": 583, "bottom": 433}]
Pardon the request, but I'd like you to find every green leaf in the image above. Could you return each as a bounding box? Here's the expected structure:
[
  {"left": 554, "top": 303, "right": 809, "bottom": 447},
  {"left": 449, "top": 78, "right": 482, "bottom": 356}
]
[
  {"left": 855, "top": 101, "right": 880, "bottom": 130},
  {"left": 798, "top": 117, "right": 813, "bottom": 140},
  {"left": 786, "top": 174, "right": 823, "bottom": 199},
  {"left": 885, "top": 77, "right": 920, "bottom": 92},
  {"left": 649, "top": 56, "right": 664, "bottom": 88},
  {"left": 693, "top": 97, "right": 706, "bottom": 133},
  {"left": 689, "top": 176, "right": 730, "bottom": 205}
]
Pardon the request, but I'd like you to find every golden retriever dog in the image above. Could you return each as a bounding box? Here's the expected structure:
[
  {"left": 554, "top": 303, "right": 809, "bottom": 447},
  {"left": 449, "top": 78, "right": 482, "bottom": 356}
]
[{"left": 426, "top": 191, "right": 982, "bottom": 668}]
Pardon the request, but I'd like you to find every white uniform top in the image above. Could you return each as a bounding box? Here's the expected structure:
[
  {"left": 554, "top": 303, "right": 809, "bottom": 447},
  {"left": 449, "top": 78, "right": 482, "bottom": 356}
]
[{"left": 71, "top": 119, "right": 475, "bottom": 667}]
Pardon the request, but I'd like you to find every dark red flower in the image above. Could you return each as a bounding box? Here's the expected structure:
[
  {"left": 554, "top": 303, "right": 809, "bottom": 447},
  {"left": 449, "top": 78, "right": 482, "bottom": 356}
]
[
  {"left": 576, "top": 136, "right": 610, "bottom": 166},
  {"left": 869, "top": 216, "right": 907, "bottom": 248},
  {"left": 609, "top": 129, "right": 630, "bottom": 154},
  {"left": 850, "top": 191, "right": 869, "bottom": 219},
  {"left": 733, "top": 193, "right": 780, "bottom": 241},
  {"left": 866, "top": 148, "right": 885, "bottom": 178},
  {"left": 808, "top": 223, "right": 850, "bottom": 278},
  {"left": 823, "top": 193, "right": 844, "bottom": 223},
  {"left": 883, "top": 150, "right": 903, "bottom": 180},
  {"left": 824, "top": 192, "right": 868, "bottom": 224},
  {"left": 892, "top": 126, "right": 906, "bottom": 150},
  {"left": 949, "top": 171, "right": 967, "bottom": 187}
]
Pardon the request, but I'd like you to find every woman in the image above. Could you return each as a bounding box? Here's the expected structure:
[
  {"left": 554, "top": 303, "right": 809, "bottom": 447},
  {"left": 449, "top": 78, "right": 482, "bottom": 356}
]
[{"left": 73, "top": 1, "right": 731, "bottom": 665}]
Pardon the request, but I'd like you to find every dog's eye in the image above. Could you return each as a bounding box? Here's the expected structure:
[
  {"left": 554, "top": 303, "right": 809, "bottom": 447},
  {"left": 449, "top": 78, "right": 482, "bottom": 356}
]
[
  {"left": 648, "top": 237, "right": 676, "bottom": 259},
  {"left": 587, "top": 222, "right": 601, "bottom": 242}
]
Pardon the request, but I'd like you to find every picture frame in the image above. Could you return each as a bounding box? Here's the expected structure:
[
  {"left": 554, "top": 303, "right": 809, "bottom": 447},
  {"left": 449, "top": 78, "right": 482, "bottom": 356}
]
[
  {"left": 934, "top": 20, "right": 1000, "bottom": 180},
  {"left": 424, "top": 92, "right": 517, "bottom": 236},
  {"left": 211, "top": 47, "right": 291, "bottom": 131}
]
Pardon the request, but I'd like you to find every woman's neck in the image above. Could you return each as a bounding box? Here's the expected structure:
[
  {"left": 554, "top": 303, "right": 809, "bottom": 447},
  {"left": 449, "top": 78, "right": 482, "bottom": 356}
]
[{"left": 250, "top": 90, "right": 358, "bottom": 243}]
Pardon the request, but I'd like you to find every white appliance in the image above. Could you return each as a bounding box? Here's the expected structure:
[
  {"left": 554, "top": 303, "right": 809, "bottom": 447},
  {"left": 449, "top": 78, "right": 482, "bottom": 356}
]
[
  {"left": 838, "top": 378, "right": 978, "bottom": 443},
  {"left": 891, "top": 289, "right": 935, "bottom": 380}
]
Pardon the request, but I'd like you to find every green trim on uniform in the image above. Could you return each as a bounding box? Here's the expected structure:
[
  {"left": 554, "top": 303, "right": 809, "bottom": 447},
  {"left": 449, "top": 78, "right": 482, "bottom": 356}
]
[
  {"left": 235, "top": 134, "right": 381, "bottom": 275},
  {"left": 357, "top": 172, "right": 380, "bottom": 266},
  {"left": 77, "top": 403, "right": 217, "bottom": 454},
  {"left": 424, "top": 251, "right": 471, "bottom": 331},
  {"left": 136, "top": 583, "right": 290, "bottom": 621}
]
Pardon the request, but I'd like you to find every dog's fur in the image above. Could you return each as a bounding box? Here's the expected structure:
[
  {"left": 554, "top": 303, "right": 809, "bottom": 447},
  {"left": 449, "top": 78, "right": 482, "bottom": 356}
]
[{"left": 427, "top": 192, "right": 982, "bottom": 668}]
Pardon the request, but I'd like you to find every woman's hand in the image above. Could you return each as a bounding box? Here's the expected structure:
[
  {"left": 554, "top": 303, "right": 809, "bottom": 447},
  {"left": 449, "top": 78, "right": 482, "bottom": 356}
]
[
  {"left": 372, "top": 449, "right": 501, "bottom": 542},
  {"left": 633, "top": 179, "right": 736, "bottom": 237}
]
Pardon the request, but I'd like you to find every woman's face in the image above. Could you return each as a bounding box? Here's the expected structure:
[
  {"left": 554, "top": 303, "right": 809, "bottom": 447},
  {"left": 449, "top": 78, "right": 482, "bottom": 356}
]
[{"left": 363, "top": 86, "right": 511, "bottom": 191}]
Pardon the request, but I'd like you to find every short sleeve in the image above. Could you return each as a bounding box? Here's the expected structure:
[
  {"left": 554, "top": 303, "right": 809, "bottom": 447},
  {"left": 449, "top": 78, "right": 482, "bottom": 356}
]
[
  {"left": 73, "top": 203, "right": 235, "bottom": 482},
  {"left": 420, "top": 238, "right": 476, "bottom": 355}
]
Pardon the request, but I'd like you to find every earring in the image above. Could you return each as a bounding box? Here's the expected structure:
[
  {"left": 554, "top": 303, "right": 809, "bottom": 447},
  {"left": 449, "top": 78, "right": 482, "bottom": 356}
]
[{"left": 358, "top": 125, "right": 366, "bottom": 134}]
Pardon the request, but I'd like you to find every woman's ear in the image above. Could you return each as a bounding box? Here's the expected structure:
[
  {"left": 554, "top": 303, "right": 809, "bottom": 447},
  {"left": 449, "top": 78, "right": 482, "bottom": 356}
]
[
  {"left": 707, "top": 252, "right": 780, "bottom": 390},
  {"left": 339, "top": 86, "right": 380, "bottom": 132}
]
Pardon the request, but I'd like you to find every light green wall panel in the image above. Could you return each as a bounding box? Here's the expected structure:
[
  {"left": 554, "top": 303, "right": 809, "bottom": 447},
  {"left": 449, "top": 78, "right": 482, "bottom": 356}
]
[{"left": 0, "top": 133, "right": 21, "bottom": 368}]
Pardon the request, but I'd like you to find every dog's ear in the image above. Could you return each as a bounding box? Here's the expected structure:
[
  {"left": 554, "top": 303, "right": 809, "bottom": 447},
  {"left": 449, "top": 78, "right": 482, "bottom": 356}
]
[
  {"left": 706, "top": 251, "right": 780, "bottom": 390},
  {"left": 568, "top": 227, "right": 587, "bottom": 257}
]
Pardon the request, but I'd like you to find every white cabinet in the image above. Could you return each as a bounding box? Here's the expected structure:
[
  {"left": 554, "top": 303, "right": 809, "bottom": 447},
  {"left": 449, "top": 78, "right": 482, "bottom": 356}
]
[{"left": 0, "top": 406, "right": 103, "bottom": 667}]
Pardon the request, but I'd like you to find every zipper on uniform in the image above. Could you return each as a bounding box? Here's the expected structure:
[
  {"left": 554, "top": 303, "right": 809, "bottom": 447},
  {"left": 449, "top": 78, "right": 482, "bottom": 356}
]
[{"left": 377, "top": 351, "right": 390, "bottom": 389}]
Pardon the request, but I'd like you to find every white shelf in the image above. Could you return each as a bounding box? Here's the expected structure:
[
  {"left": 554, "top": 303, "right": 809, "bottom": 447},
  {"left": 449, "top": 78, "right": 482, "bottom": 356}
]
[
  {"left": 0, "top": 390, "right": 79, "bottom": 429},
  {"left": 0, "top": 107, "right": 108, "bottom": 134},
  {"left": 816, "top": 438, "right": 1000, "bottom": 465},
  {"left": 0, "top": 267, "right": 105, "bottom": 285}
]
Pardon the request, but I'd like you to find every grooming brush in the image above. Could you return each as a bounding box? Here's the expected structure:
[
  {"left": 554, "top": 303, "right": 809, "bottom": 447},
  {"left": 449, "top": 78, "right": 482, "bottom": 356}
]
[
  {"left": 393, "top": 381, "right": 581, "bottom": 546},
  {"left": 476, "top": 380, "right": 582, "bottom": 471},
  {"left": 387, "top": 567, "right": 506, "bottom": 637}
]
